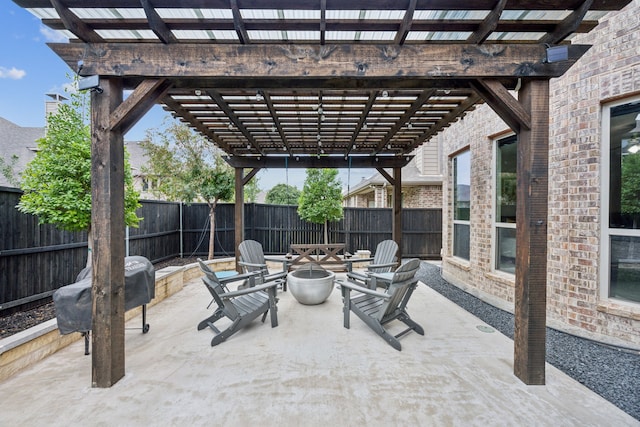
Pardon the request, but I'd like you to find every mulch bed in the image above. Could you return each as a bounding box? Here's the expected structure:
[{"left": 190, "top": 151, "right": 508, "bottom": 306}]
[{"left": 0, "top": 257, "right": 200, "bottom": 339}]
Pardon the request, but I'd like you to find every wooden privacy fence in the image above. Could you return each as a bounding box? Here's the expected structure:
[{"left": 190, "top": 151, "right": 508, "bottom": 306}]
[{"left": 1, "top": 187, "right": 441, "bottom": 313}]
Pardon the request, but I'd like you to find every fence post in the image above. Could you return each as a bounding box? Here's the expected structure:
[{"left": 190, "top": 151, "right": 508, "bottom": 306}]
[{"left": 179, "top": 202, "right": 184, "bottom": 258}]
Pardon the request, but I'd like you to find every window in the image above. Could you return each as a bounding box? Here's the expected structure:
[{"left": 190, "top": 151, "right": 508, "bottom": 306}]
[
  {"left": 453, "top": 150, "right": 470, "bottom": 260},
  {"left": 602, "top": 99, "right": 640, "bottom": 304},
  {"left": 495, "top": 135, "right": 517, "bottom": 273}
]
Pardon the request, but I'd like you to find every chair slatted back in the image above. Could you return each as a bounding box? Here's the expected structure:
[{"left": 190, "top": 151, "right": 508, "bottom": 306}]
[
  {"left": 377, "top": 259, "right": 420, "bottom": 321},
  {"left": 369, "top": 240, "right": 399, "bottom": 274},
  {"left": 198, "top": 259, "right": 240, "bottom": 320},
  {"left": 238, "top": 240, "right": 269, "bottom": 275}
]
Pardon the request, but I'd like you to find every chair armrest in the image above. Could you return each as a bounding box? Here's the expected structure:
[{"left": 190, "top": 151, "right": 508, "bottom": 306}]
[
  {"left": 368, "top": 272, "right": 394, "bottom": 282},
  {"left": 367, "top": 261, "right": 397, "bottom": 270},
  {"left": 238, "top": 260, "right": 268, "bottom": 269},
  {"left": 218, "top": 271, "right": 259, "bottom": 285},
  {"left": 344, "top": 257, "right": 374, "bottom": 266},
  {"left": 222, "top": 280, "right": 281, "bottom": 298},
  {"left": 263, "top": 256, "right": 290, "bottom": 271},
  {"left": 336, "top": 279, "right": 390, "bottom": 299}
]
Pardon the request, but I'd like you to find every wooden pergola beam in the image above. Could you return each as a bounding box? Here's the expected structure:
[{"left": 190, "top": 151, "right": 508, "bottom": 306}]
[
  {"left": 140, "top": 0, "right": 178, "bottom": 44},
  {"left": 471, "top": 79, "right": 532, "bottom": 132},
  {"left": 540, "top": 0, "right": 594, "bottom": 45},
  {"left": 49, "top": 0, "right": 104, "bottom": 43},
  {"left": 223, "top": 155, "right": 412, "bottom": 169},
  {"left": 90, "top": 78, "right": 125, "bottom": 388},
  {"left": 49, "top": 43, "right": 588, "bottom": 80},
  {"left": 466, "top": 0, "right": 508, "bottom": 44},
  {"left": 109, "top": 78, "right": 172, "bottom": 134},
  {"left": 514, "top": 79, "right": 550, "bottom": 385}
]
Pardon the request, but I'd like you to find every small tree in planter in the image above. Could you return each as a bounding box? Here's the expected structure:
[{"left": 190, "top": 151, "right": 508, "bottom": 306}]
[
  {"left": 297, "top": 168, "right": 343, "bottom": 244},
  {"left": 140, "top": 120, "right": 234, "bottom": 259},
  {"left": 18, "top": 89, "right": 141, "bottom": 268}
]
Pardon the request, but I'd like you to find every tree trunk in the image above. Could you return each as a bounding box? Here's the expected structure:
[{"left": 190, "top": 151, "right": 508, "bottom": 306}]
[
  {"left": 208, "top": 200, "right": 217, "bottom": 260},
  {"left": 324, "top": 219, "right": 329, "bottom": 244}
]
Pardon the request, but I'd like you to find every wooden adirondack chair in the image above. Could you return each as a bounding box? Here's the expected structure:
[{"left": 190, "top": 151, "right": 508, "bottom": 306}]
[
  {"left": 197, "top": 259, "right": 280, "bottom": 346},
  {"left": 345, "top": 240, "right": 398, "bottom": 289},
  {"left": 337, "top": 258, "right": 423, "bottom": 351},
  {"left": 238, "top": 239, "right": 288, "bottom": 290}
]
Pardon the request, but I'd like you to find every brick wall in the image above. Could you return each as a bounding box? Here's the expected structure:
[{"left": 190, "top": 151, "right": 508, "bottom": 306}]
[{"left": 440, "top": 3, "right": 640, "bottom": 347}]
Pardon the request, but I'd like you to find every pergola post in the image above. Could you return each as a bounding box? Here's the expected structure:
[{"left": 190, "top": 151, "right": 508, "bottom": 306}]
[
  {"left": 392, "top": 166, "right": 402, "bottom": 259},
  {"left": 90, "top": 77, "right": 126, "bottom": 388},
  {"left": 514, "top": 79, "right": 550, "bottom": 385},
  {"left": 234, "top": 167, "right": 244, "bottom": 272}
]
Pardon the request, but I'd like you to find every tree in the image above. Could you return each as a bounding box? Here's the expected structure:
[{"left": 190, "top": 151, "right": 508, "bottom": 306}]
[
  {"left": 266, "top": 183, "right": 300, "bottom": 205},
  {"left": 17, "top": 89, "right": 141, "bottom": 267},
  {"left": 297, "top": 169, "right": 343, "bottom": 244},
  {"left": 0, "top": 154, "right": 20, "bottom": 187},
  {"left": 140, "top": 120, "right": 234, "bottom": 259},
  {"left": 621, "top": 151, "right": 640, "bottom": 226},
  {"left": 243, "top": 170, "right": 260, "bottom": 203}
]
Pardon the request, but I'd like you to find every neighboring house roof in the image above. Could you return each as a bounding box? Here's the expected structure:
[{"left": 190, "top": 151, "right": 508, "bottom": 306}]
[
  {"left": 0, "top": 117, "right": 44, "bottom": 188},
  {"left": 125, "top": 140, "right": 149, "bottom": 177},
  {"left": 0, "top": 116, "right": 150, "bottom": 188},
  {"left": 344, "top": 157, "right": 442, "bottom": 197}
]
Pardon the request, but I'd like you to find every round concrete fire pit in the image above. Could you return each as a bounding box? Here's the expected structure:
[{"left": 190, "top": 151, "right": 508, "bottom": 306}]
[{"left": 287, "top": 264, "right": 335, "bottom": 305}]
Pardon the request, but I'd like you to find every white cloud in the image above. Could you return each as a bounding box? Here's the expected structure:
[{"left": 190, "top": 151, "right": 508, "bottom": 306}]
[
  {"left": 0, "top": 66, "right": 26, "bottom": 79},
  {"left": 40, "top": 26, "right": 68, "bottom": 43}
]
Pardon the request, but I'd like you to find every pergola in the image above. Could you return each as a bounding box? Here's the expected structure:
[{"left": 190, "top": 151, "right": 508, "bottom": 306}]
[{"left": 13, "top": 0, "right": 632, "bottom": 388}]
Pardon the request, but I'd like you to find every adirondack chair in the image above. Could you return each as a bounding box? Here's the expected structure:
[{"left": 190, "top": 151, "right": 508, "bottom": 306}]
[
  {"left": 238, "top": 239, "right": 288, "bottom": 291},
  {"left": 337, "top": 258, "right": 423, "bottom": 351},
  {"left": 197, "top": 259, "right": 280, "bottom": 346},
  {"left": 345, "top": 239, "right": 398, "bottom": 289}
]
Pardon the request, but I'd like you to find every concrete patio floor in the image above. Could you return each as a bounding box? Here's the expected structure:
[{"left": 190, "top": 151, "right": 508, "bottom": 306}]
[{"left": 1, "top": 273, "right": 637, "bottom": 426}]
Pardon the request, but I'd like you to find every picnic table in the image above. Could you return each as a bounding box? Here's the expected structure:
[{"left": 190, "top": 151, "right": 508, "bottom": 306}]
[{"left": 288, "top": 243, "right": 347, "bottom": 271}]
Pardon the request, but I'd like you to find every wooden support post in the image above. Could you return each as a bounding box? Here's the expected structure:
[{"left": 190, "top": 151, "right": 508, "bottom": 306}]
[
  {"left": 514, "top": 79, "right": 549, "bottom": 385},
  {"left": 90, "top": 78, "right": 126, "bottom": 388},
  {"left": 234, "top": 168, "right": 244, "bottom": 272},
  {"left": 392, "top": 167, "right": 402, "bottom": 260}
]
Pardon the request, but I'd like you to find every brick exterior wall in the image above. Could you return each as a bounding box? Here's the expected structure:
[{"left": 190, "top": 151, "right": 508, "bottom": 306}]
[
  {"left": 345, "top": 184, "right": 443, "bottom": 208},
  {"left": 439, "top": 3, "right": 640, "bottom": 348}
]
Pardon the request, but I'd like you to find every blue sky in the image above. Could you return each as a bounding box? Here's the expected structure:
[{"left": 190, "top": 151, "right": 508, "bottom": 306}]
[{"left": 0, "top": 4, "right": 374, "bottom": 191}]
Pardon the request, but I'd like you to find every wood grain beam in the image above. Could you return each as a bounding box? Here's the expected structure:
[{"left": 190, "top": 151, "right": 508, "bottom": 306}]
[
  {"left": 376, "top": 167, "right": 395, "bottom": 186},
  {"left": 242, "top": 167, "right": 261, "bottom": 185},
  {"left": 234, "top": 167, "right": 244, "bottom": 272},
  {"left": 48, "top": 43, "right": 590, "bottom": 80},
  {"left": 161, "top": 96, "right": 231, "bottom": 152},
  {"left": 392, "top": 167, "right": 402, "bottom": 259},
  {"left": 109, "top": 78, "right": 172, "bottom": 134},
  {"left": 90, "top": 77, "right": 125, "bottom": 388},
  {"left": 375, "top": 89, "right": 436, "bottom": 153},
  {"left": 347, "top": 91, "right": 378, "bottom": 155},
  {"left": 406, "top": 93, "right": 483, "bottom": 152},
  {"left": 514, "top": 79, "right": 550, "bottom": 385},
  {"left": 206, "top": 90, "right": 262, "bottom": 154},
  {"left": 320, "top": 0, "right": 327, "bottom": 45},
  {"left": 50, "top": 0, "right": 104, "bottom": 42},
  {"left": 223, "top": 155, "right": 412, "bottom": 169},
  {"left": 540, "top": 0, "right": 594, "bottom": 45},
  {"left": 262, "top": 91, "right": 290, "bottom": 152},
  {"left": 466, "top": 0, "right": 507, "bottom": 44},
  {"left": 471, "top": 79, "right": 531, "bottom": 132},
  {"left": 394, "top": 0, "right": 417, "bottom": 45},
  {"left": 230, "top": 0, "right": 249, "bottom": 44},
  {"left": 140, "top": 0, "right": 178, "bottom": 44}
]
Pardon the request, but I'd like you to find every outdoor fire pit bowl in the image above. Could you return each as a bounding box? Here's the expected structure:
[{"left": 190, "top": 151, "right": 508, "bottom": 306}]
[{"left": 287, "top": 263, "right": 335, "bottom": 305}]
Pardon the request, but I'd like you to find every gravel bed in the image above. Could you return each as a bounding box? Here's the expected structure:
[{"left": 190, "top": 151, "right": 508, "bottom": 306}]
[{"left": 416, "top": 261, "right": 640, "bottom": 421}]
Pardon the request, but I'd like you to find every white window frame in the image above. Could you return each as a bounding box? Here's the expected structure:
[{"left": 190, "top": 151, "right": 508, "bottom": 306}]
[
  {"left": 493, "top": 133, "right": 517, "bottom": 274},
  {"left": 600, "top": 96, "right": 640, "bottom": 305},
  {"left": 452, "top": 150, "right": 471, "bottom": 261}
]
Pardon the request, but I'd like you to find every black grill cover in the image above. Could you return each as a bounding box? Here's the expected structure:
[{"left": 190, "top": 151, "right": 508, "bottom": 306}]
[{"left": 53, "top": 256, "right": 155, "bottom": 335}]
